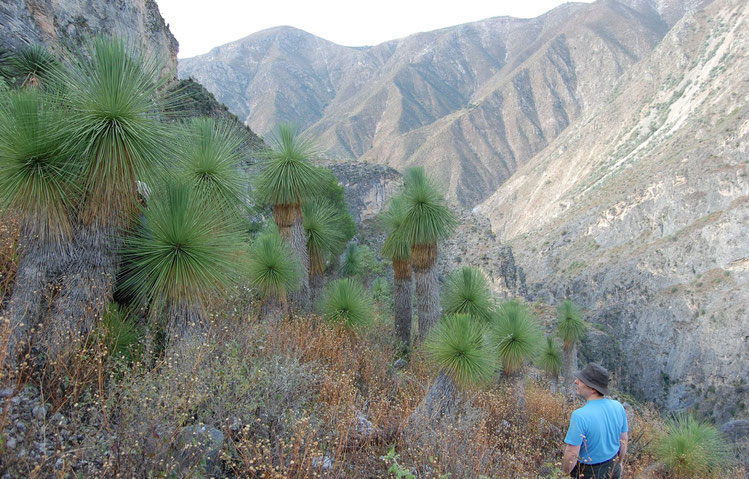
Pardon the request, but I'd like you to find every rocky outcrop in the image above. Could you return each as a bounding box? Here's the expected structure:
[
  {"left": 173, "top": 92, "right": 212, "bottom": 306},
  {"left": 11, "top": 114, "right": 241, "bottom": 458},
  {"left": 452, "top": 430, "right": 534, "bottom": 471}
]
[
  {"left": 478, "top": 0, "right": 748, "bottom": 422},
  {"left": 0, "top": 0, "right": 178, "bottom": 77},
  {"left": 179, "top": 0, "right": 710, "bottom": 206},
  {"left": 324, "top": 161, "right": 402, "bottom": 225}
]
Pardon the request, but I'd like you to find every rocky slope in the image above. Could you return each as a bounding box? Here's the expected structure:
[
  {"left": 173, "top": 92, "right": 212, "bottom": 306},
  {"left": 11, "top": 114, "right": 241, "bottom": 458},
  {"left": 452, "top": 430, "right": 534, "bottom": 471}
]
[
  {"left": 0, "top": 0, "right": 178, "bottom": 77},
  {"left": 179, "top": 0, "right": 709, "bottom": 206},
  {"left": 478, "top": 0, "right": 748, "bottom": 422}
]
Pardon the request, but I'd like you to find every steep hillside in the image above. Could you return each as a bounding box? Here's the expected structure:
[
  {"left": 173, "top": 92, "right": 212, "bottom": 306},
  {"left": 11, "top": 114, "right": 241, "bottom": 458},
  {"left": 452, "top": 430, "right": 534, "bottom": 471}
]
[
  {"left": 478, "top": 0, "right": 748, "bottom": 422},
  {"left": 179, "top": 0, "right": 708, "bottom": 206},
  {"left": 0, "top": 0, "right": 178, "bottom": 77}
]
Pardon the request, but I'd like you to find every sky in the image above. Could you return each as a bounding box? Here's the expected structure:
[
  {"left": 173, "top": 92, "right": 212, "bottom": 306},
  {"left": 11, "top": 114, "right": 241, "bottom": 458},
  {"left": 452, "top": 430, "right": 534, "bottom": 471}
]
[{"left": 156, "top": 0, "right": 595, "bottom": 59}]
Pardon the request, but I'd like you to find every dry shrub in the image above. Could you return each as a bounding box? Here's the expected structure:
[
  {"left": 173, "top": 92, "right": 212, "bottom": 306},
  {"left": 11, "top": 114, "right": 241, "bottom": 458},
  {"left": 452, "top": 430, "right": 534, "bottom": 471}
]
[{"left": 0, "top": 210, "right": 20, "bottom": 303}]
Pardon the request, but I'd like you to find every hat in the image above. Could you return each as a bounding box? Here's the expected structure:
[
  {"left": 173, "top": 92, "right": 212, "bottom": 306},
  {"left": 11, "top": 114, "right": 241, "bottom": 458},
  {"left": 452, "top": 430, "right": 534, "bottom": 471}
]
[{"left": 576, "top": 363, "right": 610, "bottom": 395}]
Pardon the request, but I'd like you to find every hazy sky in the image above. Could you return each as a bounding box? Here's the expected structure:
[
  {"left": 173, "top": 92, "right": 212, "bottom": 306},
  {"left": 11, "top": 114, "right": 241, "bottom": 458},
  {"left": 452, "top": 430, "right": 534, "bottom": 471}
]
[{"left": 157, "top": 0, "right": 595, "bottom": 59}]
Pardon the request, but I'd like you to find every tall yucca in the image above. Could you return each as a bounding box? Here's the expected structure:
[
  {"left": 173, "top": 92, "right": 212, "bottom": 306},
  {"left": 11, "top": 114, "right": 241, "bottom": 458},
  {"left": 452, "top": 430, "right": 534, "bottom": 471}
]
[
  {"left": 381, "top": 195, "right": 413, "bottom": 346},
  {"left": 399, "top": 167, "right": 456, "bottom": 338},
  {"left": 256, "top": 123, "right": 323, "bottom": 312},
  {"left": 0, "top": 88, "right": 76, "bottom": 362},
  {"left": 557, "top": 300, "right": 586, "bottom": 349},
  {"left": 441, "top": 266, "right": 494, "bottom": 323},
  {"left": 537, "top": 336, "right": 563, "bottom": 379},
  {"left": 556, "top": 299, "right": 586, "bottom": 387},
  {"left": 303, "top": 199, "right": 345, "bottom": 304},
  {"left": 46, "top": 37, "right": 175, "bottom": 359},
  {"left": 177, "top": 117, "right": 246, "bottom": 215},
  {"left": 491, "top": 300, "right": 543, "bottom": 376},
  {"left": 654, "top": 415, "right": 731, "bottom": 478},
  {"left": 247, "top": 226, "right": 301, "bottom": 323},
  {"left": 120, "top": 180, "right": 244, "bottom": 342},
  {"left": 62, "top": 36, "right": 173, "bottom": 225},
  {"left": 320, "top": 278, "right": 374, "bottom": 329}
]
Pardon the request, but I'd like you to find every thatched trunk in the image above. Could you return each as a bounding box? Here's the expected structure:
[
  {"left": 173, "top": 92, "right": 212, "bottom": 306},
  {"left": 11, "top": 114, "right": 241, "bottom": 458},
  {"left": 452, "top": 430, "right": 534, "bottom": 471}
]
[
  {"left": 393, "top": 258, "right": 412, "bottom": 347},
  {"left": 4, "top": 225, "right": 67, "bottom": 366},
  {"left": 407, "top": 371, "right": 458, "bottom": 431},
  {"left": 260, "top": 295, "right": 284, "bottom": 325},
  {"left": 275, "top": 204, "right": 309, "bottom": 313},
  {"left": 411, "top": 243, "right": 439, "bottom": 340},
  {"left": 44, "top": 220, "right": 118, "bottom": 362},
  {"left": 309, "top": 271, "right": 324, "bottom": 309},
  {"left": 511, "top": 372, "right": 528, "bottom": 416},
  {"left": 562, "top": 343, "right": 578, "bottom": 394}
]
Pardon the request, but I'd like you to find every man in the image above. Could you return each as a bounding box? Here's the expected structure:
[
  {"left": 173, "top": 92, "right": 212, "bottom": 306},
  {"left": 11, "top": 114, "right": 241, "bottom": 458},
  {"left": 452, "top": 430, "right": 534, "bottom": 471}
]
[{"left": 562, "top": 363, "right": 629, "bottom": 478}]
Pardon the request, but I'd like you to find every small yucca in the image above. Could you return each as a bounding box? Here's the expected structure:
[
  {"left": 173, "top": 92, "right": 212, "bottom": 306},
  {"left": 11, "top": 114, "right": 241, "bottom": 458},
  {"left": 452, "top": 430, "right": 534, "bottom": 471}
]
[
  {"left": 425, "top": 313, "right": 496, "bottom": 387},
  {"left": 320, "top": 278, "right": 374, "bottom": 328},
  {"left": 491, "top": 301, "right": 543, "bottom": 376},
  {"left": 537, "top": 336, "right": 563, "bottom": 379},
  {"left": 247, "top": 226, "right": 301, "bottom": 300},
  {"left": 654, "top": 414, "right": 731, "bottom": 478},
  {"left": 441, "top": 266, "right": 495, "bottom": 322}
]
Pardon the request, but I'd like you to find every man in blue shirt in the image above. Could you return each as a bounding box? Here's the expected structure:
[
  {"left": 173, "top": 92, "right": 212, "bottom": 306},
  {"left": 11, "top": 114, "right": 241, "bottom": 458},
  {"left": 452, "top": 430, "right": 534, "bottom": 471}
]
[{"left": 562, "top": 363, "right": 629, "bottom": 478}]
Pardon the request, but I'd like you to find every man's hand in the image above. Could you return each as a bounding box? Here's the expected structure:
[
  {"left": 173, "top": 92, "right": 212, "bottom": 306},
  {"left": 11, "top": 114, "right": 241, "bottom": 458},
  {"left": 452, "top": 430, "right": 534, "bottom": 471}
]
[{"left": 562, "top": 444, "right": 581, "bottom": 475}]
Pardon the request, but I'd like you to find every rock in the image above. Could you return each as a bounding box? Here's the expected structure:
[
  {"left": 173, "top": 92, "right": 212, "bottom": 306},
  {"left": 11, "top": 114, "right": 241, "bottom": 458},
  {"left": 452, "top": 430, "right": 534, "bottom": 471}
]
[
  {"left": 55, "top": 458, "right": 64, "bottom": 470},
  {"left": 32, "top": 405, "right": 47, "bottom": 421},
  {"left": 720, "top": 419, "right": 749, "bottom": 469},
  {"left": 312, "top": 455, "right": 333, "bottom": 471},
  {"left": 15, "top": 420, "right": 25, "bottom": 433},
  {"left": 393, "top": 358, "right": 408, "bottom": 370},
  {"left": 51, "top": 412, "right": 67, "bottom": 426},
  {"left": 6, "top": 436, "right": 17, "bottom": 449},
  {"left": 356, "top": 413, "right": 374, "bottom": 437},
  {"left": 175, "top": 424, "right": 224, "bottom": 475},
  {"left": 0, "top": 388, "right": 14, "bottom": 398}
]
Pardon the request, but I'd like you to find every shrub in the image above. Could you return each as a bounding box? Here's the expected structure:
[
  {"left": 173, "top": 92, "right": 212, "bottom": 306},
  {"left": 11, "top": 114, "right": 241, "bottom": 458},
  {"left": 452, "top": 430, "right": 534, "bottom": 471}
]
[
  {"left": 537, "top": 336, "right": 562, "bottom": 378},
  {"left": 320, "top": 278, "right": 374, "bottom": 328},
  {"left": 491, "top": 301, "right": 543, "bottom": 375},
  {"left": 653, "top": 414, "right": 731, "bottom": 478},
  {"left": 441, "top": 266, "right": 494, "bottom": 322}
]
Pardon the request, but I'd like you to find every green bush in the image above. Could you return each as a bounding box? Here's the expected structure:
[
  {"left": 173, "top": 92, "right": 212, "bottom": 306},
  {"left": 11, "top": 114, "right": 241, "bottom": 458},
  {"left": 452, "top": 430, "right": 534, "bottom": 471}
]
[
  {"left": 654, "top": 414, "right": 731, "bottom": 478},
  {"left": 320, "top": 278, "right": 374, "bottom": 328}
]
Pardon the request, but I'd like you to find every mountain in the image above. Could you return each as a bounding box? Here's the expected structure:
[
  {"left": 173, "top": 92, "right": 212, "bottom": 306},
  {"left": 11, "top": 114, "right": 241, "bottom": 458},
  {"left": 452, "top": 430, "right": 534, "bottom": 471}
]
[
  {"left": 179, "top": 0, "right": 706, "bottom": 205},
  {"left": 477, "top": 0, "right": 748, "bottom": 421}
]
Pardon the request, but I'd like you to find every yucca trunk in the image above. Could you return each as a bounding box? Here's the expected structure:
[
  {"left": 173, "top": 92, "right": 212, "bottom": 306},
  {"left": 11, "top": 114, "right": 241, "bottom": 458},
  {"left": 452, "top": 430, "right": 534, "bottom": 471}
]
[
  {"left": 260, "top": 295, "right": 285, "bottom": 325},
  {"left": 511, "top": 371, "right": 528, "bottom": 415},
  {"left": 309, "top": 271, "right": 324, "bottom": 309},
  {"left": 412, "top": 243, "right": 439, "bottom": 339},
  {"left": 562, "top": 343, "right": 578, "bottom": 394},
  {"left": 4, "top": 224, "right": 67, "bottom": 366},
  {"left": 275, "top": 204, "right": 309, "bottom": 313},
  {"left": 393, "top": 258, "right": 412, "bottom": 347},
  {"left": 44, "top": 220, "right": 118, "bottom": 362},
  {"left": 166, "top": 301, "right": 208, "bottom": 345},
  {"left": 408, "top": 370, "right": 458, "bottom": 431}
]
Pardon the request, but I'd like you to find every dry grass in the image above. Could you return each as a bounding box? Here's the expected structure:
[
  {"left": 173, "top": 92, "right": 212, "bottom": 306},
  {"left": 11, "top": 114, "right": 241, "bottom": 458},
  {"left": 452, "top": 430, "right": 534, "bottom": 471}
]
[{"left": 0, "top": 295, "right": 746, "bottom": 478}]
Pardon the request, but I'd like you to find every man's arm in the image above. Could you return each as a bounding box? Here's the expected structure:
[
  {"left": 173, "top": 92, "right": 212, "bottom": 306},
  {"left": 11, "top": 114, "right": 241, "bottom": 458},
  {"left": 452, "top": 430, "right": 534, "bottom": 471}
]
[
  {"left": 562, "top": 444, "right": 580, "bottom": 475},
  {"left": 618, "top": 432, "right": 628, "bottom": 461}
]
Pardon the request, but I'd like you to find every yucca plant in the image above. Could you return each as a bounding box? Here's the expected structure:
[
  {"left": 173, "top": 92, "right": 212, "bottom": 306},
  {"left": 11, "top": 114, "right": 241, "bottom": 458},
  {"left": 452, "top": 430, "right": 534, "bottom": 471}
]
[
  {"left": 247, "top": 226, "right": 301, "bottom": 324},
  {"left": 411, "top": 314, "right": 495, "bottom": 424},
  {"left": 8, "top": 44, "right": 60, "bottom": 89},
  {"left": 381, "top": 195, "right": 413, "bottom": 347},
  {"left": 441, "top": 266, "right": 494, "bottom": 323},
  {"left": 0, "top": 88, "right": 77, "bottom": 364},
  {"left": 491, "top": 301, "right": 543, "bottom": 376},
  {"left": 303, "top": 199, "right": 345, "bottom": 304},
  {"left": 556, "top": 299, "right": 587, "bottom": 385},
  {"left": 97, "top": 303, "right": 141, "bottom": 363},
  {"left": 340, "top": 243, "right": 362, "bottom": 278},
  {"left": 177, "top": 117, "right": 246, "bottom": 215},
  {"left": 120, "top": 179, "right": 245, "bottom": 345},
  {"left": 320, "top": 278, "right": 374, "bottom": 329},
  {"left": 256, "top": 123, "right": 323, "bottom": 312},
  {"left": 45, "top": 36, "right": 175, "bottom": 359},
  {"left": 537, "top": 336, "right": 563, "bottom": 380},
  {"left": 654, "top": 415, "right": 731, "bottom": 478},
  {"left": 399, "top": 167, "right": 456, "bottom": 338}
]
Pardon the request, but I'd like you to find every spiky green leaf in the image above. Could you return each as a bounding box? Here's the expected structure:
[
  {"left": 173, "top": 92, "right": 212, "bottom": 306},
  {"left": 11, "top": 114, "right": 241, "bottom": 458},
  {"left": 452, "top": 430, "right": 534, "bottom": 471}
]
[
  {"left": 537, "top": 336, "right": 562, "bottom": 378},
  {"left": 247, "top": 225, "right": 302, "bottom": 299},
  {"left": 654, "top": 414, "right": 731, "bottom": 478},
  {"left": 120, "top": 179, "right": 244, "bottom": 308},
  {"left": 399, "top": 167, "right": 456, "bottom": 246},
  {"left": 381, "top": 195, "right": 411, "bottom": 260},
  {"left": 491, "top": 300, "right": 543, "bottom": 375},
  {"left": 425, "top": 313, "right": 496, "bottom": 388},
  {"left": 303, "top": 199, "right": 346, "bottom": 269},
  {"left": 441, "top": 266, "right": 495, "bottom": 322},
  {"left": 556, "top": 299, "right": 587, "bottom": 350},
  {"left": 320, "top": 278, "right": 374, "bottom": 328}
]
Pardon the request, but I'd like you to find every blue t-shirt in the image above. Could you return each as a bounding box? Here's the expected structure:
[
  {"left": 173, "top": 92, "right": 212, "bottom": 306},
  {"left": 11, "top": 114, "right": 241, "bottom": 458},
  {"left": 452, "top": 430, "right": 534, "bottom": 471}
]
[{"left": 564, "top": 398, "right": 628, "bottom": 464}]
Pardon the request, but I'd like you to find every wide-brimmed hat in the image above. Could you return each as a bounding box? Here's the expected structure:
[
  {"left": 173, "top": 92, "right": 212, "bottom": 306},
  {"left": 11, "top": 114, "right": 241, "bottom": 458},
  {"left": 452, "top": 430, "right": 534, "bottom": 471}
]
[{"left": 576, "top": 363, "right": 610, "bottom": 395}]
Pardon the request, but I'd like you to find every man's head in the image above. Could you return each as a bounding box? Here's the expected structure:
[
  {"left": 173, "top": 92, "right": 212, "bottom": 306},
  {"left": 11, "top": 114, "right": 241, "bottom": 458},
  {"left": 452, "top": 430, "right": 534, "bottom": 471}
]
[{"left": 574, "top": 363, "right": 610, "bottom": 398}]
